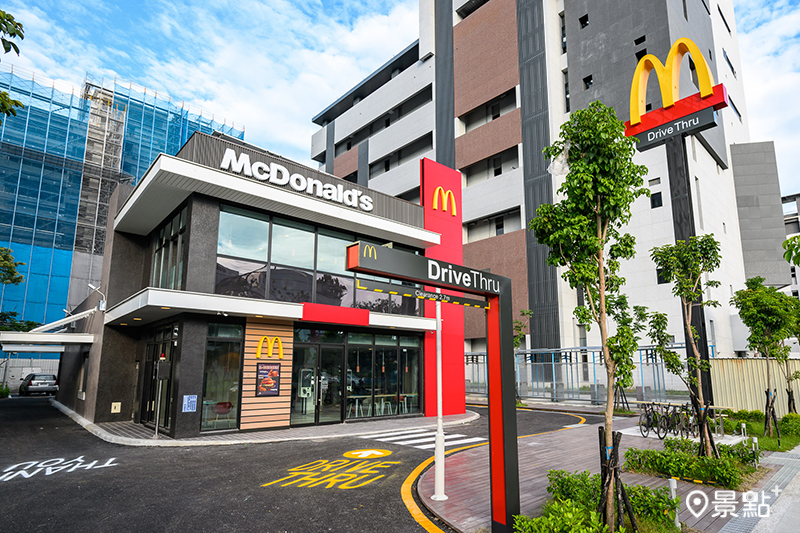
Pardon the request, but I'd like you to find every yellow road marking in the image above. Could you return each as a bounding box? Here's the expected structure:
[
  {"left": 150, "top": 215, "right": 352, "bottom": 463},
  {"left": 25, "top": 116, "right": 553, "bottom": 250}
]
[{"left": 401, "top": 409, "right": 587, "bottom": 532}]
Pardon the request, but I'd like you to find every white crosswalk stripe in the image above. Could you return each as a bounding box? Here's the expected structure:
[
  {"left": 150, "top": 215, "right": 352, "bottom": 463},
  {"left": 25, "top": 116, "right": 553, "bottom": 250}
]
[{"left": 359, "top": 429, "right": 487, "bottom": 450}]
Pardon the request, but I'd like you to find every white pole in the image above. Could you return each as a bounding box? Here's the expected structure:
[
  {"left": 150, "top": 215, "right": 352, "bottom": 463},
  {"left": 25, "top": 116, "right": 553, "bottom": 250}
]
[
  {"left": 668, "top": 478, "right": 679, "bottom": 528},
  {"left": 431, "top": 288, "right": 448, "bottom": 501}
]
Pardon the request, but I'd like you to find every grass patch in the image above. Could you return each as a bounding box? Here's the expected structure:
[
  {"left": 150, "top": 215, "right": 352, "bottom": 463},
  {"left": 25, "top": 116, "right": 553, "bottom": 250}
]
[{"left": 752, "top": 433, "right": 800, "bottom": 452}]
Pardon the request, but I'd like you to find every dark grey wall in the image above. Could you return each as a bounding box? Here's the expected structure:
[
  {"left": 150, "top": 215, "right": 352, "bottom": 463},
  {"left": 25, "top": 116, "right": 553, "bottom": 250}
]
[
  {"left": 185, "top": 194, "right": 221, "bottom": 294},
  {"left": 325, "top": 122, "right": 335, "bottom": 174},
  {"left": 105, "top": 185, "right": 150, "bottom": 308},
  {"left": 732, "top": 142, "right": 791, "bottom": 287},
  {"left": 565, "top": 0, "right": 727, "bottom": 166},
  {"left": 92, "top": 326, "right": 142, "bottom": 424},
  {"left": 434, "top": 0, "right": 456, "bottom": 168},
  {"left": 517, "top": 0, "right": 559, "bottom": 349},
  {"left": 170, "top": 315, "right": 206, "bottom": 438},
  {"left": 357, "top": 141, "right": 370, "bottom": 187}
]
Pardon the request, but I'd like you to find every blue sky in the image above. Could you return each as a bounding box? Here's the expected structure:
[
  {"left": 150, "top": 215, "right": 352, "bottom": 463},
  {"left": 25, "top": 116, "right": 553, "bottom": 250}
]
[{"left": 3, "top": 0, "right": 800, "bottom": 196}]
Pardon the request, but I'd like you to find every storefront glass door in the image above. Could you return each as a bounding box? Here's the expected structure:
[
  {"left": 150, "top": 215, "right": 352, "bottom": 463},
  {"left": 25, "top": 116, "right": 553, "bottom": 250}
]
[
  {"left": 291, "top": 345, "right": 343, "bottom": 426},
  {"left": 141, "top": 324, "right": 177, "bottom": 431},
  {"left": 374, "top": 346, "right": 398, "bottom": 417}
]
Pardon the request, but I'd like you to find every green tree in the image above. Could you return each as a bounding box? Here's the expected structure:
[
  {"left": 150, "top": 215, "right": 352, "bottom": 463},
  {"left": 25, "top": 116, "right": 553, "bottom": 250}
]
[
  {"left": 780, "top": 297, "right": 800, "bottom": 413},
  {"left": 731, "top": 277, "right": 795, "bottom": 436},
  {"left": 0, "top": 311, "right": 38, "bottom": 332},
  {"left": 0, "top": 10, "right": 24, "bottom": 125},
  {"left": 530, "top": 100, "right": 648, "bottom": 529},
  {"left": 783, "top": 235, "right": 800, "bottom": 267},
  {"left": 0, "top": 247, "right": 23, "bottom": 285},
  {"left": 649, "top": 234, "right": 721, "bottom": 455},
  {"left": 513, "top": 309, "right": 533, "bottom": 349}
]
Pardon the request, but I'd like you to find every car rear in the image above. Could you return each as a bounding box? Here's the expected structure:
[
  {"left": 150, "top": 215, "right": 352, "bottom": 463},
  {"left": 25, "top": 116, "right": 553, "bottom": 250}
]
[{"left": 27, "top": 374, "right": 59, "bottom": 394}]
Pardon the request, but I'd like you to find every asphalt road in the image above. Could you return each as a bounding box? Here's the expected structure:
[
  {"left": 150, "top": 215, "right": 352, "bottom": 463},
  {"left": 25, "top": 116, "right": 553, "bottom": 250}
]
[{"left": 1, "top": 398, "right": 596, "bottom": 532}]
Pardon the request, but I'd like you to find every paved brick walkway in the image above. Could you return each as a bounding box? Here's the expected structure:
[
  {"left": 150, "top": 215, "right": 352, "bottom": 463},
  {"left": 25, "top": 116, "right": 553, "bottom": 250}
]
[{"left": 418, "top": 417, "right": 790, "bottom": 533}]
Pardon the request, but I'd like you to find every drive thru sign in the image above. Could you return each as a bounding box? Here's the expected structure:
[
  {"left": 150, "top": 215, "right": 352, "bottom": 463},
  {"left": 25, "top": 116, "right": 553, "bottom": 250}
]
[{"left": 346, "top": 241, "right": 520, "bottom": 532}]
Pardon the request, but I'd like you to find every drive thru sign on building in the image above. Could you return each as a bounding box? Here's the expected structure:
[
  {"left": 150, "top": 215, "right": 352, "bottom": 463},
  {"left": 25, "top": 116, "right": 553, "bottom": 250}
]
[{"left": 346, "top": 241, "right": 520, "bottom": 532}]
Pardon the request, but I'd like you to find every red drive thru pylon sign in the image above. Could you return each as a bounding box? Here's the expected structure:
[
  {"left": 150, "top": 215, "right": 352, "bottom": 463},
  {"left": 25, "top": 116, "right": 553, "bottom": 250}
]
[{"left": 347, "top": 160, "right": 520, "bottom": 532}]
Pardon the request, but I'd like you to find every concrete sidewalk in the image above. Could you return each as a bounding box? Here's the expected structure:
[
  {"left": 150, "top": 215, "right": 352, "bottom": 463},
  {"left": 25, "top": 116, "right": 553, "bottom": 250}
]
[{"left": 50, "top": 398, "right": 480, "bottom": 447}]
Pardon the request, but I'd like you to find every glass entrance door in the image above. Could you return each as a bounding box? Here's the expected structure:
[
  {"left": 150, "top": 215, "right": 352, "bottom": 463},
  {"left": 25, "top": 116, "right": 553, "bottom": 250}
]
[
  {"left": 291, "top": 345, "right": 343, "bottom": 426},
  {"left": 319, "top": 346, "right": 343, "bottom": 424}
]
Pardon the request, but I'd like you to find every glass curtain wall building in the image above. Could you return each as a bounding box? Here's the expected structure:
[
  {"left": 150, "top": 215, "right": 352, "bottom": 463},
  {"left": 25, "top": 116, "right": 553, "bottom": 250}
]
[{"left": 0, "top": 65, "right": 244, "bottom": 324}]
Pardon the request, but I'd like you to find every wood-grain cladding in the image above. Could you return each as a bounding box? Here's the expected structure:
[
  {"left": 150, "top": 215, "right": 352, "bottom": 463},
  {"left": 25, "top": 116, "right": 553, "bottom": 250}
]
[
  {"left": 333, "top": 147, "right": 358, "bottom": 178},
  {"left": 240, "top": 318, "right": 294, "bottom": 430}
]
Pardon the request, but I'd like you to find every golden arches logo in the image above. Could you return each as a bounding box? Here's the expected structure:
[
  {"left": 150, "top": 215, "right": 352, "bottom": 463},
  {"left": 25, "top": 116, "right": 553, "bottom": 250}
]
[
  {"left": 363, "top": 245, "right": 378, "bottom": 260},
  {"left": 432, "top": 186, "right": 457, "bottom": 216},
  {"left": 629, "top": 37, "right": 716, "bottom": 126},
  {"left": 256, "top": 336, "right": 283, "bottom": 359}
]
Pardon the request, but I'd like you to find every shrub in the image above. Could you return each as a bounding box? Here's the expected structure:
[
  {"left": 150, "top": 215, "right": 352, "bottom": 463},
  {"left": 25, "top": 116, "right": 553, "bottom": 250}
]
[
  {"left": 513, "top": 498, "right": 613, "bottom": 533},
  {"left": 664, "top": 437, "right": 761, "bottom": 467},
  {"left": 624, "top": 448, "right": 744, "bottom": 489},
  {"left": 0, "top": 385, "right": 9, "bottom": 398},
  {"left": 780, "top": 413, "right": 800, "bottom": 436},
  {"left": 542, "top": 470, "right": 678, "bottom": 527}
]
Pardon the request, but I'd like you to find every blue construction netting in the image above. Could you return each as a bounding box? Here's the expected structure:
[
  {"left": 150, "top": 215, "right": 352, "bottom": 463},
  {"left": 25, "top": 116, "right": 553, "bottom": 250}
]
[
  {"left": 0, "top": 68, "right": 245, "bottom": 325},
  {"left": 111, "top": 82, "right": 244, "bottom": 182}
]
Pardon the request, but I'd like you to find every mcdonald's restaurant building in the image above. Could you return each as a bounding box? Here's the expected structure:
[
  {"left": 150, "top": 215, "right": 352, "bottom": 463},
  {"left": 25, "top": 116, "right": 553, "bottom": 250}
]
[{"left": 56, "top": 132, "right": 467, "bottom": 438}]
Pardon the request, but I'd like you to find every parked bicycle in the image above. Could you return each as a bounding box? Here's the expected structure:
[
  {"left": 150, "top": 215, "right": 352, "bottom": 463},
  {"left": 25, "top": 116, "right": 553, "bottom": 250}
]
[
  {"left": 639, "top": 402, "right": 662, "bottom": 438},
  {"left": 658, "top": 403, "right": 683, "bottom": 439},
  {"left": 680, "top": 402, "right": 699, "bottom": 439}
]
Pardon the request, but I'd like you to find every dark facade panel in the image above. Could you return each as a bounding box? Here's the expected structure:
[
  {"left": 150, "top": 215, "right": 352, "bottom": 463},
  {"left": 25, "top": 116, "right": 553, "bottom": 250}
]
[
  {"left": 357, "top": 141, "right": 369, "bottom": 187},
  {"left": 517, "top": 0, "right": 559, "bottom": 349},
  {"left": 434, "top": 0, "right": 456, "bottom": 169}
]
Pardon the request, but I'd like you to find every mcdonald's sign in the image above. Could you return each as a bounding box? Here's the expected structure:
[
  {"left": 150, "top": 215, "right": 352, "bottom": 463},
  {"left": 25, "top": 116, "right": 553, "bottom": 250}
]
[
  {"left": 363, "top": 245, "right": 378, "bottom": 260},
  {"left": 256, "top": 336, "right": 283, "bottom": 359},
  {"left": 625, "top": 37, "right": 728, "bottom": 148},
  {"left": 432, "top": 186, "right": 457, "bottom": 216}
]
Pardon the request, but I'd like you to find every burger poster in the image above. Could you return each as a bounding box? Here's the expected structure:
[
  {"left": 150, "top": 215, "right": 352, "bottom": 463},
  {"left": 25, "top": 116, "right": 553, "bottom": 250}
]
[{"left": 256, "top": 363, "right": 280, "bottom": 396}]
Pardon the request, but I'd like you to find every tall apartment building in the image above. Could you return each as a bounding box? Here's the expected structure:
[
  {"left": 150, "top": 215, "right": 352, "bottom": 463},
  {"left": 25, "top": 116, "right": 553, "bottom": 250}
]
[
  {"left": 0, "top": 65, "right": 244, "bottom": 324},
  {"left": 311, "top": 0, "right": 788, "bottom": 358}
]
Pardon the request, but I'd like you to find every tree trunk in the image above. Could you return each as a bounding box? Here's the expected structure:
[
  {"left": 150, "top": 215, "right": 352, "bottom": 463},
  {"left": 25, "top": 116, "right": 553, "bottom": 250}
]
[
  {"left": 596, "top": 218, "right": 616, "bottom": 531},
  {"left": 683, "top": 299, "right": 713, "bottom": 456},
  {"left": 766, "top": 351, "right": 773, "bottom": 437}
]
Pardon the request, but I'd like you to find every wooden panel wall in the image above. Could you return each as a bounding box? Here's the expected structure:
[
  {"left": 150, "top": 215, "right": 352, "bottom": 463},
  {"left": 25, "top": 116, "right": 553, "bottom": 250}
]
[{"left": 241, "top": 318, "right": 294, "bottom": 430}]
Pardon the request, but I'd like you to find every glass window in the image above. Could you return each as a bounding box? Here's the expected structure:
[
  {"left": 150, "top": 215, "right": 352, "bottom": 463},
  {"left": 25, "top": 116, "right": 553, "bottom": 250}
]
[
  {"left": 207, "top": 324, "right": 243, "bottom": 338},
  {"left": 271, "top": 218, "right": 315, "bottom": 269},
  {"left": 215, "top": 257, "right": 268, "bottom": 299},
  {"left": 201, "top": 339, "right": 241, "bottom": 431},
  {"left": 217, "top": 210, "right": 269, "bottom": 261},
  {"left": 315, "top": 273, "right": 354, "bottom": 307},
  {"left": 355, "top": 290, "right": 396, "bottom": 314},
  {"left": 295, "top": 329, "right": 346, "bottom": 343},
  {"left": 269, "top": 265, "right": 313, "bottom": 303},
  {"left": 399, "top": 347, "right": 420, "bottom": 414},
  {"left": 317, "top": 229, "right": 354, "bottom": 275},
  {"left": 375, "top": 335, "right": 398, "bottom": 346},
  {"left": 347, "top": 346, "right": 373, "bottom": 419},
  {"left": 348, "top": 332, "right": 373, "bottom": 345},
  {"left": 399, "top": 336, "right": 420, "bottom": 348}
]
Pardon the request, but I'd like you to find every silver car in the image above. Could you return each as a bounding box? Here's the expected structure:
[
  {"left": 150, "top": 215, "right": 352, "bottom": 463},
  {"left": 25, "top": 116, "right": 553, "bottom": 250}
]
[{"left": 19, "top": 373, "right": 59, "bottom": 396}]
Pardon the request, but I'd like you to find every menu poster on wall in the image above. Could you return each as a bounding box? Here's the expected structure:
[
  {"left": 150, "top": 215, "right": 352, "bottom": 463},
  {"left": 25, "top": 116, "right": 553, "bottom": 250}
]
[{"left": 256, "top": 363, "right": 280, "bottom": 396}]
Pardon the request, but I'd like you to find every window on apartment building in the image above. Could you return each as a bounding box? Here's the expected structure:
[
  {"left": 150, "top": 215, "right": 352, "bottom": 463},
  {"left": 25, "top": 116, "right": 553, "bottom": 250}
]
[
  {"left": 682, "top": 0, "right": 688, "bottom": 20},
  {"left": 346, "top": 140, "right": 352, "bottom": 151},
  {"left": 650, "top": 192, "right": 663, "bottom": 209},
  {"left": 495, "top": 219, "right": 504, "bottom": 236},
  {"left": 648, "top": 177, "right": 661, "bottom": 187},
  {"left": 384, "top": 159, "right": 391, "bottom": 173},
  {"left": 657, "top": 269, "right": 670, "bottom": 284},
  {"left": 729, "top": 97, "right": 742, "bottom": 121},
  {"left": 560, "top": 13, "right": 567, "bottom": 53},
  {"left": 583, "top": 75, "right": 593, "bottom": 90},
  {"left": 579, "top": 14, "right": 589, "bottom": 29},
  {"left": 635, "top": 49, "right": 648, "bottom": 62},
  {"left": 464, "top": 147, "right": 519, "bottom": 187},
  {"left": 634, "top": 35, "right": 646, "bottom": 46},
  {"left": 463, "top": 92, "right": 516, "bottom": 133},
  {"left": 794, "top": 291, "right": 799, "bottom": 298},
  {"left": 493, "top": 157, "right": 502, "bottom": 177},
  {"left": 491, "top": 103, "right": 501, "bottom": 121},
  {"left": 723, "top": 49, "right": 737, "bottom": 77},
  {"left": 723, "top": 222, "right": 727, "bottom": 234},
  {"left": 385, "top": 117, "right": 391, "bottom": 129},
  {"left": 718, "top": 6, "right": 731, "bottom": 34},
  {"left": 563, "top": 71, "right": 570, "bottom": 112}
]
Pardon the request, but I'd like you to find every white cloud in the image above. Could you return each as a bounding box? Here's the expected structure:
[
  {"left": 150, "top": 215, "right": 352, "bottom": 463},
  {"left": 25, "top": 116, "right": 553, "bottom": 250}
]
[
  {"left": 733, "top": 0, "right": 800, "bottom": 195},
  {"left": 3, "top": 0, "right": 418, "bottom": 165}
]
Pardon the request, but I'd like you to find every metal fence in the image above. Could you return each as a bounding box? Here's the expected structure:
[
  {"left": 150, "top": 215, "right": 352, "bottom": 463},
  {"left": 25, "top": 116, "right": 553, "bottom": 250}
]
[{"left": 465, "top": 345, "right": 705, "bottom": 405}]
